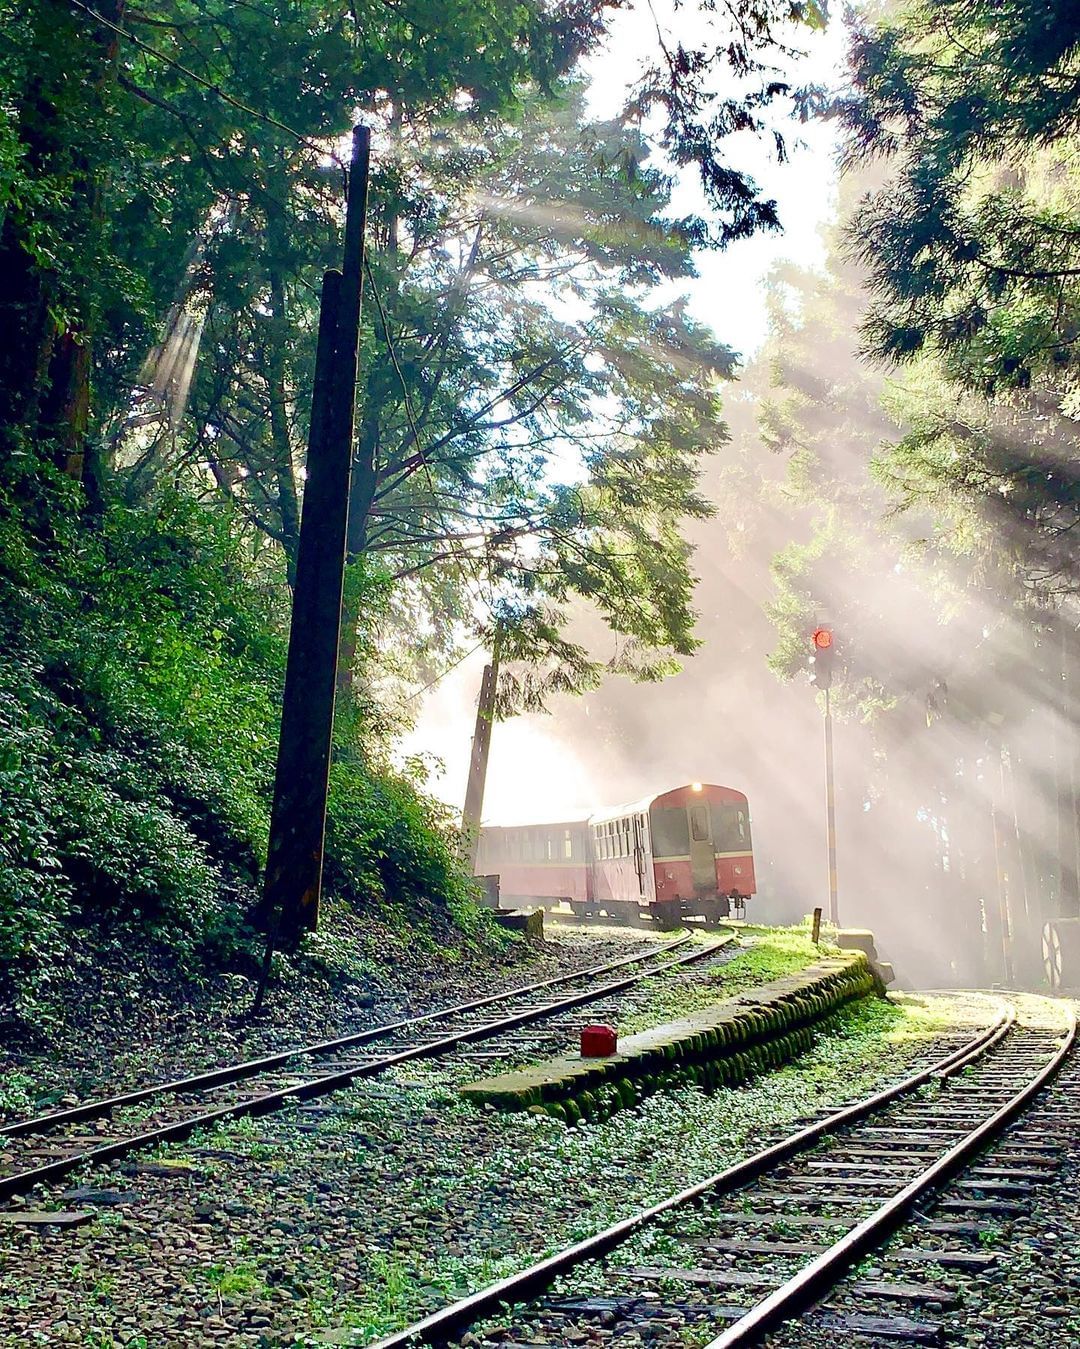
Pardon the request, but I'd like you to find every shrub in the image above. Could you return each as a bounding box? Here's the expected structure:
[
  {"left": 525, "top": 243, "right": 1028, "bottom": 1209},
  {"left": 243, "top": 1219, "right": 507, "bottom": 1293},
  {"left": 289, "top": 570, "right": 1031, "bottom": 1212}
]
[{"left": 0, "top": 450, "right": 478, "bottom": 1018}]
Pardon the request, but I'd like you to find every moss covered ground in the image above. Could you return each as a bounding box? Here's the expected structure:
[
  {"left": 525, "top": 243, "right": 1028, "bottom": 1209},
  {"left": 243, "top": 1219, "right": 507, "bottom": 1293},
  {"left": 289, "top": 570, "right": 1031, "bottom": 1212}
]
[
  {"left": 459, "top": 949, "right": 876, "bottom": 1121},
  {"left": 617, "top": 922, "right": 834, "bottom": 1035}
]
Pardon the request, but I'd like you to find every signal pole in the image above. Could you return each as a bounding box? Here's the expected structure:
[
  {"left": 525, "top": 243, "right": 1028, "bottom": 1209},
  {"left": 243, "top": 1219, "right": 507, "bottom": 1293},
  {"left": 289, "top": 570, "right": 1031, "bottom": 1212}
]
[
  {"left": 810, "top": 626, "right": 839, "bottom": 927},
  {"left": 823, "top": 683, "right": 839, "bottom": 926}
]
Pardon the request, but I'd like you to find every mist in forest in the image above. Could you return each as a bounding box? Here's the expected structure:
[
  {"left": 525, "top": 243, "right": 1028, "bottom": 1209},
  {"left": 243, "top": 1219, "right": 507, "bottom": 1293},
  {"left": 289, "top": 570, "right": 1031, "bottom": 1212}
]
[{"left": 410, "top": 216, "right": 1080, "bottom": 993}]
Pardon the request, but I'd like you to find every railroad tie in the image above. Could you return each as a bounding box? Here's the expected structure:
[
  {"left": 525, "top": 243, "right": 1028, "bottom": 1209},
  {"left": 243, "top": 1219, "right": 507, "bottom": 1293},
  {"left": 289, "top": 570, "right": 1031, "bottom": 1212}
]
[
  {"left": 0, "top": 1209, "right": 94, "bottom": 1227},
  {"left": 809, "top": 1310, "right": 944, "bottom": 1345}
]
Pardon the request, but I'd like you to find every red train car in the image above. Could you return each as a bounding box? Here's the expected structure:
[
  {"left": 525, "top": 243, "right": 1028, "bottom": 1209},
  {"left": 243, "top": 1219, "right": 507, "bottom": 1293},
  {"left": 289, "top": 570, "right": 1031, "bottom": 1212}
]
[{"left": 475, "top": 782, "right": 755, "bottom": 926}]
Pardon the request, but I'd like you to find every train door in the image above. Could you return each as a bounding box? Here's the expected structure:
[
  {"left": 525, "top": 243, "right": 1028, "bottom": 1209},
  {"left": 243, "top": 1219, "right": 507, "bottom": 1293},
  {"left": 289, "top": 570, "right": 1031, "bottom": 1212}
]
[
  {"left": 632, "top": 814, "right": 647, "bottom": 898},
  {"left": 688, "top": 801, "right": 717, "bottom": 893}
]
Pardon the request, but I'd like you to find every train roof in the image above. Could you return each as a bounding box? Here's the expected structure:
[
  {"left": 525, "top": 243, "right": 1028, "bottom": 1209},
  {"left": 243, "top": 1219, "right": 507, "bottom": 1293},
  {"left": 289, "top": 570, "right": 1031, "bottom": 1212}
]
[
  {"left": 480, "top": 808, "right": 592, "bottom": 829},
  {"left": 482, "top": 783, "right": 746, "bottom": 830}
]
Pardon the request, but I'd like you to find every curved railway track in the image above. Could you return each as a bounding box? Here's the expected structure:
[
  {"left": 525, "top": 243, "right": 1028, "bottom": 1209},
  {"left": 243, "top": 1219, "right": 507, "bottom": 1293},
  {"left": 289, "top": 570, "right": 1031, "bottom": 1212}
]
[
  {"left": 371, "top": 993, "right": 1076, "bottom": 1349},
  {"left": 0, "top": 935, "right": 726, "bottom": 1204}
]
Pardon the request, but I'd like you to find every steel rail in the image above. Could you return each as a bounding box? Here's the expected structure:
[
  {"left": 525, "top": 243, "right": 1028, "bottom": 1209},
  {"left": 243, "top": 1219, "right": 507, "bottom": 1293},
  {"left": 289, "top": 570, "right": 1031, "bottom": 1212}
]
[
  {"left": 368, "top": 993, "right": 1011, "bottom": 1349},
  {"left": 704, "top": 1000, "right": 1077, "bottom": 1348},
  {"left": 0, "top": 935, "right": 703, "bottom": 1140},
  {"left": 0, "top": 938, "right": 726, "bottom": 1202}
]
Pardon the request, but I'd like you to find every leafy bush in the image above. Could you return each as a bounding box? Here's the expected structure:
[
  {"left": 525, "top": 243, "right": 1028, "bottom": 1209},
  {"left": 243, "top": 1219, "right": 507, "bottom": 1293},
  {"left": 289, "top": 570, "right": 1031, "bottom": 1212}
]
[
  {"left": 0, "top": 450, "right": 478, "bottom": 1020},
  {"left": 326, "top": 754, "right": 476, "bottom": 928}
]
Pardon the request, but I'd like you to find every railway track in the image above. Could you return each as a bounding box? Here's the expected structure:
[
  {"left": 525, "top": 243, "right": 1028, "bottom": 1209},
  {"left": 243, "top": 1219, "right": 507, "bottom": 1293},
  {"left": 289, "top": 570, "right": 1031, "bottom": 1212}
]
[
  {"left": 371, "top": 993, "right": 1076, "bottom": 1349},
  {"left": 0, "top": 934, "right": 726, "bottom": 1205}
]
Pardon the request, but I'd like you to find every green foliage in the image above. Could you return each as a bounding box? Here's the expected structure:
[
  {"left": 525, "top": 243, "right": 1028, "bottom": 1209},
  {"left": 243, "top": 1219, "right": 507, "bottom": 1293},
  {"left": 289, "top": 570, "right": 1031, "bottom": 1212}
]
[
  {"left": 325, "top": 753, "right": 475, "bottom": 926},
  {"left": 0, "top": 461, "right": 270, "bottom": 1011},
  {"left": 845, "top": 0, "right": 1080, "bottom": 394},
  {"left": 0, "top": 0, "right": 835, "bottom": 715},
  {"left": 185, "top": 82, "right": 737, "bottom": 707},
  {"left": 0, "top": 448, "right": 479, "bottom": 1018}
]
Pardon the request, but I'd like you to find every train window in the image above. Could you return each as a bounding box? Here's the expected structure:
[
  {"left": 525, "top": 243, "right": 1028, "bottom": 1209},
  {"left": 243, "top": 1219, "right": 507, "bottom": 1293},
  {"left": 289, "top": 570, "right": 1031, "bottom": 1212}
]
[
  {"left": 651, "top": 807, "right": 689, "bottom": 857},
  {"left": 564, "top": 829, "right": 573, "bottom": 859},
  {"left": 711, "top": 803, "right": 751, "bottom": 851},
  {"left": 690, "top": 804, "right": 710, "bottom": 842}
]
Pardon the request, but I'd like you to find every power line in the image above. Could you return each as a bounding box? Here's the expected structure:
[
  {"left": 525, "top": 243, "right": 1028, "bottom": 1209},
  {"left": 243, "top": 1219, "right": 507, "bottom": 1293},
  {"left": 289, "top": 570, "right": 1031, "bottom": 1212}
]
[
  {"left": 405, "top": 639, "right": 488, "bottom": 701},
  {"left": 70, "top": 0, "right": 347, "bottom": 173},
  {"left": 363, "top": 260, "right": 501, "bottom": 617}
]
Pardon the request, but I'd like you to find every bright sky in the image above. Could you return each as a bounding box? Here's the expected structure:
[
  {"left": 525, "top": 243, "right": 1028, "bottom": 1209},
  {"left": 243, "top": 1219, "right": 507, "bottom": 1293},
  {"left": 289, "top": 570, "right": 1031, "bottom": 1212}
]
[
  {"left": 585, "top": 0, "right": 846, "bottom": 357},
  {"left": 402, "top": 3, "right": 849, "bottom": 821}
]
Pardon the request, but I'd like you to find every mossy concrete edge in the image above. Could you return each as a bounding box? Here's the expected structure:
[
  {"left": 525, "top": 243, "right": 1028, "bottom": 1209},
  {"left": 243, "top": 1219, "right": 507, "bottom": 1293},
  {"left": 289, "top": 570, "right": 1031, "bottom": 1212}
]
[{"left": 460, "top": 950, "right": 879, "bottom": 1124}]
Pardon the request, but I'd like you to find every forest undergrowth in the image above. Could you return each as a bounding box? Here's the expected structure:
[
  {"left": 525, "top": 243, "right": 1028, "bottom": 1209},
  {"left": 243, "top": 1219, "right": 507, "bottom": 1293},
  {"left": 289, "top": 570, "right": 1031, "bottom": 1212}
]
[{"left": 0, "top": 449, "right": 486, "bottom": 1041}]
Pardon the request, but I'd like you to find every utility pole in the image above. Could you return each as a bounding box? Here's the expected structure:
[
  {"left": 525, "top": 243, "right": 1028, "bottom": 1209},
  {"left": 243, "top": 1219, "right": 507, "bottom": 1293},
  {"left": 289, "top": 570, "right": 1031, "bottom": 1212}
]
[
  {"left": 259, "top": 126, "right": 371, "bottom": 959},
  {"left": 461, "top": 629, "right": 502, "bottom": 874},
  {"left": 810, "top": 626, "right": 839, "bottom": 926}
]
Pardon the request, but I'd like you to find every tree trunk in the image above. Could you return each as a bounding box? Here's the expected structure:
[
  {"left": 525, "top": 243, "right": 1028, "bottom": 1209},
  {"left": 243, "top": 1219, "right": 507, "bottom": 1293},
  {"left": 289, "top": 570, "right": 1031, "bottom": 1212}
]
[
  {"left": 1057, "top": 621, "right": 1080, "bottom": 919},
  {"left": 0, "top": 0, "right": 126, "bottom": 472}
]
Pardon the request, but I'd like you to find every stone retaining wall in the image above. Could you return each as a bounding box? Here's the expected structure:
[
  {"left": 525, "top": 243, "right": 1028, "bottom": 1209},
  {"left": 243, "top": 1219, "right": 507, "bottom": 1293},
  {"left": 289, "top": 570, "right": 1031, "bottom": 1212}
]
[{"left": 460, "top": 951, "right": 880, "bottom": 1124}]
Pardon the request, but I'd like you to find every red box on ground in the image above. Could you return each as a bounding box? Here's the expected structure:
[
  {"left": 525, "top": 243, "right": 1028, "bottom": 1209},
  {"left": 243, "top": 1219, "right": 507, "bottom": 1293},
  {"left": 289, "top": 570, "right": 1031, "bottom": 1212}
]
[{"left": 581, "top": 1024, "right": 617, "bottom": 1057}]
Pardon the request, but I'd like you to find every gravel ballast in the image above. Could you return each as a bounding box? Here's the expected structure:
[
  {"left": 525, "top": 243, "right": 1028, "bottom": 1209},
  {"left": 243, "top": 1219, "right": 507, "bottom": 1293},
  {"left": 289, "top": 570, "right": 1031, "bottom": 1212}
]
[
  {"left": 0, "top": 920, "right": 666, "bottom": 1118},
  {"left": 0, "top": 980, "right": 990, "bottom": 1347}
]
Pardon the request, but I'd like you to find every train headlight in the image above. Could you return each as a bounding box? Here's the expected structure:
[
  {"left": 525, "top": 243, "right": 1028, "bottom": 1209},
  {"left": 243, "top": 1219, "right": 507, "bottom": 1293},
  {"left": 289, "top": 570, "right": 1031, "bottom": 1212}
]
[{"left": 691, "top": 782, "right": 702, "bottom": 792}]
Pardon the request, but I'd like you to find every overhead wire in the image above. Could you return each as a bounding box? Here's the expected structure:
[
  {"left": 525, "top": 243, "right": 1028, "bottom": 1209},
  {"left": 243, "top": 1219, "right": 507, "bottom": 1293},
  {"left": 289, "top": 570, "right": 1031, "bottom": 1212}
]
[
  {"left": 69, "top": 0, "right": 347, "bottom": 173},
  {"left": 404, "top": 639, "right": 488, "bottom": 702},
  {"left": 363, "top": 259, "right": 503, "bottom": 618}
]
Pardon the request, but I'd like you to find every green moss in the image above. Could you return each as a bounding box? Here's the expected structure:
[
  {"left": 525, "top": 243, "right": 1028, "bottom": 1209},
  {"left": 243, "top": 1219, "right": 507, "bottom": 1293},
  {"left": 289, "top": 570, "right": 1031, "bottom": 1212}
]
[
  {"left": 461, "top": 952, "right": 875, "bottom": 1121},
  {"left": 618, "top": 924, "right": 835, "bottom": 1035}
]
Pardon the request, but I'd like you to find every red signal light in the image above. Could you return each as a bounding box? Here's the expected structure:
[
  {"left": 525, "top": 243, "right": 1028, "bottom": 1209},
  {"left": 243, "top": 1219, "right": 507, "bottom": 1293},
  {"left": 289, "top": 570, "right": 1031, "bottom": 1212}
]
[{"left": 812, "top": 627, "right": 833, "bottom": 651}]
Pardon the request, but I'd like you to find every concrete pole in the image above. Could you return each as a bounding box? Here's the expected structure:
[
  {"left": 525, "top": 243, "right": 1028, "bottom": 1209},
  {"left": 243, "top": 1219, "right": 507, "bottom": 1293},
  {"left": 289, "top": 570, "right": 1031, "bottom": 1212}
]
[{"left": 261, "top": 127, "right": 370, "bottom": 947}]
